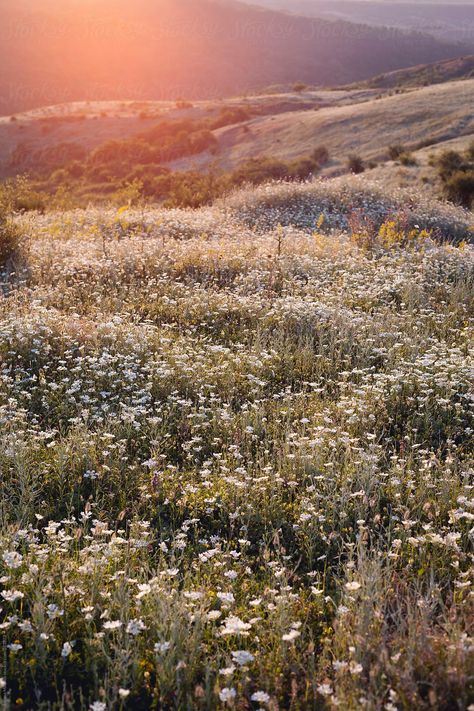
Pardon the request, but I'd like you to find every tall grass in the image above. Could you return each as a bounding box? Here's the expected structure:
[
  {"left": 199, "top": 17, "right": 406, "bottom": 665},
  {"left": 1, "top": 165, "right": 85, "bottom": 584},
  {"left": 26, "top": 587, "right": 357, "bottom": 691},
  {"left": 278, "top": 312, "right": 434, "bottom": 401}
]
[{"left": 0, "top": 179, "right": 473, "bottom": 709}]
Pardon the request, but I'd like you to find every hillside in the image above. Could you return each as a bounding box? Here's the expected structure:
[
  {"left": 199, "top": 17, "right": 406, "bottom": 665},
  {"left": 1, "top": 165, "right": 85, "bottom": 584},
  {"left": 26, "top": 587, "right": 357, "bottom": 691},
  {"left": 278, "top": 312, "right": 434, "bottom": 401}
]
[
  {"left": 358, "top": 54, "right": 474, "bottom": 89},
  {"left": 0, "top": 88, "right": 379, "bottom": 179},
  {"left": 0, "top": 0, "right": 470, "bottom": 114},
  {"left": 0, "top": 175, "right": 473, "bottom": 709},
  {"left": 243, "top": 0, "right": 474, "bottom": 43},
  {"left": 170, "top": 79, "right": 474, "bottom": 173},
  {"left": 2, "top": 79, "right": 474, "bottom": 206},
  {"left": 362, "top": 133, "right": 474, "bottom": 192}
]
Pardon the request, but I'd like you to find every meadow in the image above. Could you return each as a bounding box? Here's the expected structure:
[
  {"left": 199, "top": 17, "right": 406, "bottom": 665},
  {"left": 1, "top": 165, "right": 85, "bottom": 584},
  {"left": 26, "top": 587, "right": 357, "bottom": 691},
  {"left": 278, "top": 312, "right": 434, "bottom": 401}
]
[{"left": 0, "top": 178, "right": 473, "bottom": 710}]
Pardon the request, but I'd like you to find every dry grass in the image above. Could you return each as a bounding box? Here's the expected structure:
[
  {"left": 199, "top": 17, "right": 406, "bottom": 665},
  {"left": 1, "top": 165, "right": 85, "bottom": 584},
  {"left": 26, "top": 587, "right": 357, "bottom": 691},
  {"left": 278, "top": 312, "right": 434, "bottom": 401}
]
[
  {"left": 204, "top": 80, "right": 474, "bottom": 173},
  {"left": 0, "top": 179, "right": 473, "bottom": 709}
]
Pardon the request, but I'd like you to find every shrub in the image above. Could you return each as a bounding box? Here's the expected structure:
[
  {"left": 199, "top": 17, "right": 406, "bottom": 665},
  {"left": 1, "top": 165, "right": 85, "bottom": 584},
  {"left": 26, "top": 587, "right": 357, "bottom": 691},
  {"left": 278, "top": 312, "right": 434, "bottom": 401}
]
[
  {"left": 312, "top": 145, "right": 329, "bottom": 166},
  {"left": 0, "top": 180, "right": 25, "bottom": 271},
  {"left": 443, "top": 170, "right": 474, "bottom": 208},
  {"left": 0, "top": 212, "right": 21, "bottom": 272},
  {"left": 399, "top": 152, "right": 417, "bottom": 166},
  {"left": 176, "top": 100, "right": 194, "bottom": 110},
  {"left": 209, "top": 107, "right": 251, "bottom": 130},
  {"left": 0, "top": 175, "right": 47, "bottom": 213},
  {"left": 66, "top": 160, "right": 85, "bottom": 179},
  {"left": 293, "top": 81, "right": 307, "bottom": 93},
  {"left": 347, "top": 154, "right": 365, "bottom": 174},
  {"left": 435, "top": 150, "right": 465, "bottom": 179},
  {"left": 433, "top": 146, "right": 474, "bottom": 208},
  {"left": 112, "top": 179, "right": 145, "bottom": 207},
  {"left": 160, "top": 172, "right": 228, "bottom": 208},
  {"left": 232, "top": 155, "right": 317, "bottom": 186},
  {"left": 388, "top": 144, "right": 405, "bottom": 160},
  {"left": 286, "top": 157, "right": 319, "bottom": 180},
  {"left": 232, "top": 157, "right": 290, "bottom": 185}
]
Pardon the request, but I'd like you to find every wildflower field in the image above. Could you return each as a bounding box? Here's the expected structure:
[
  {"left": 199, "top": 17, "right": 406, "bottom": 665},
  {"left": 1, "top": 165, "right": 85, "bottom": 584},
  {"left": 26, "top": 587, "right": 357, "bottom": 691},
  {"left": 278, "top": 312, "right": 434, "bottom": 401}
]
[{"left": 0, "top": 179, "right": 473, "bottom": 710}]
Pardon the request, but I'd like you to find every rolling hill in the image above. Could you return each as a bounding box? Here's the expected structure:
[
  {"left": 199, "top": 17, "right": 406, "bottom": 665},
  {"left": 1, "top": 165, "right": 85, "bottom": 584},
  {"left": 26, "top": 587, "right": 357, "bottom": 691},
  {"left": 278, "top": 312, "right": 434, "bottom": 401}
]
[
  {"left": 358, "top": 54, "right": 474, "bottom": 89},
  {"left": 0, "top": 0, "right": 470, "bottom": 114},
  {"left": 1, "top": 79, "right": 473, "bottom": 192},
  {"left": 0, "top": 88, "right": 379, "bottom": 179},
  {"left": 242, "top": 0, "right": 474, "bottom": 43},
  {"left": 169, "top": 79, "right": 474, "bottom": 174}
]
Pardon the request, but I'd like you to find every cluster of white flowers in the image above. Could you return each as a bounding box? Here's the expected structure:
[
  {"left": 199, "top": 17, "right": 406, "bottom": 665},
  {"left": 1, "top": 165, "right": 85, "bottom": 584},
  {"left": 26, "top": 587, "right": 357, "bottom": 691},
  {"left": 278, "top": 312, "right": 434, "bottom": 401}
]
[{"left": 1, "top": 185, "right": 472, "bottom": 709}]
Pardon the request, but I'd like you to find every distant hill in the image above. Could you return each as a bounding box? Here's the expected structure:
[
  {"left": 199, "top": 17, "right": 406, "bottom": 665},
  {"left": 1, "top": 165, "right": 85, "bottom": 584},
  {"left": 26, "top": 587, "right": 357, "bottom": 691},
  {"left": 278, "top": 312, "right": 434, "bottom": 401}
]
[
  {"left": 185, "top": 79, "right": 474, "bottom": 173},
  {"left": 242, "top": 1, "right": 474, "bottom": 43},
  {"left": 0, "top": 0, "right": 470, "bottom": 114},
  {"left": 355, "top": 55, "right": 474, "bottom": 89},
  {"left": 2, "top": 79, "right": 473, "bottom": 186}
]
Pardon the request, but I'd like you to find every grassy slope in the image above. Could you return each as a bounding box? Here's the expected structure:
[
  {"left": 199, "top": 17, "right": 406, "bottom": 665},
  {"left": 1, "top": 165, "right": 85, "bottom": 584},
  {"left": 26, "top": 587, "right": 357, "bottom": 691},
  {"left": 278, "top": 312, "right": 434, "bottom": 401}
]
[
  {"left": 3, "top": 80, "right": 474, "bottom": 183},
  {"left": 173, "top": 79, "right": 474, "bottom": 173},
  {"left": 356, "top": 54, "right": 474, "bottom": 89},
  {"left": 0, "top": 89, "right": 380, "bottom": 179},
  {"left": 362, "top": 133, "right": 474, "bottom": 192}
]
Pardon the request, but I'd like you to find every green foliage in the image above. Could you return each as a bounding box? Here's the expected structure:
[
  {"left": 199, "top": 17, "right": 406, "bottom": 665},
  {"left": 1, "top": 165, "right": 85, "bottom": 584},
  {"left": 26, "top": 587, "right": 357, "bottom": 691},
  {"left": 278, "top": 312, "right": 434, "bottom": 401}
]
[
  {"left": 0, "top": 213, "right": 21, "bottom": 272},
  {"left": 158, "top": 172, "right": 227, "bottom": 209},
  {"left": 0, "top": 175, "right": 47, "bottom": 213}
]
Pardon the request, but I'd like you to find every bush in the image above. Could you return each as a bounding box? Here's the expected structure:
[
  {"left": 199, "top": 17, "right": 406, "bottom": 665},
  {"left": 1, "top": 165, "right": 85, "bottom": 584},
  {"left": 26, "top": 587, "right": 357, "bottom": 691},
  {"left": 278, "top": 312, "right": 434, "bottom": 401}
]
[
  {"left": 160, "top": 172, "right": 228, "bottom": 208},
  {"left": 232, "top": 157, "right": 290, "bottom": 185},
  {"left": 0, "top": 180, "right": 25, "bottom": 271},
  {"left": 175, "top": 100, "right": 194, "bottom": 110},
  {"left": 399, "top": 152, "right": 417, "bottom": 166},
  {"left": 347, "top": 154, "right": 365, "bottom": 174},
  {"left": 434, "top": 146, "right": 474, "bottom": 208},
  {"left": 286, "top": 157, "right": 319, "bottom": 180},
  {"left": 0, "top": 213, "right": 21, "bottom": 272},
  {"left": 443, "top": 170, "right": 474, "bottom": 208},
  {"left": 208, "top": 107, "right": 251, "bottom": 130},
  {"left": 312, "top": 145, "right": 329, "bottom": 166},
  {"left": 388, "top": 144, "right": 405, "bottom": 160},
  {"left": 293, "top": 82, "right": 307, "bottom": 93},
  {"left": 112, "top": 179, "right": 145, "bottom": 207},
  {"left": 232, "top": 155, "right": 317, "bottom": 186},
  {"left": 435, "top": 150, "right": 465, "bottom": 179},
  {"left": 0, "top": 175, "right": 47, "bottom": 213}
]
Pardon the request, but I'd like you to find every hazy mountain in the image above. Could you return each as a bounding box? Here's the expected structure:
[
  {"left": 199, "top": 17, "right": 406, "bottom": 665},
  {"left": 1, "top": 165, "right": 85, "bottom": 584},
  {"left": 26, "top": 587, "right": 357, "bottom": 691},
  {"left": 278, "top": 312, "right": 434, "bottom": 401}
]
[
  {"left": 0, "top": 0, "right": 470, "bottom": 114},
  {"left": 242, "top": 0, "right": 474, "bottom": 43}
]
